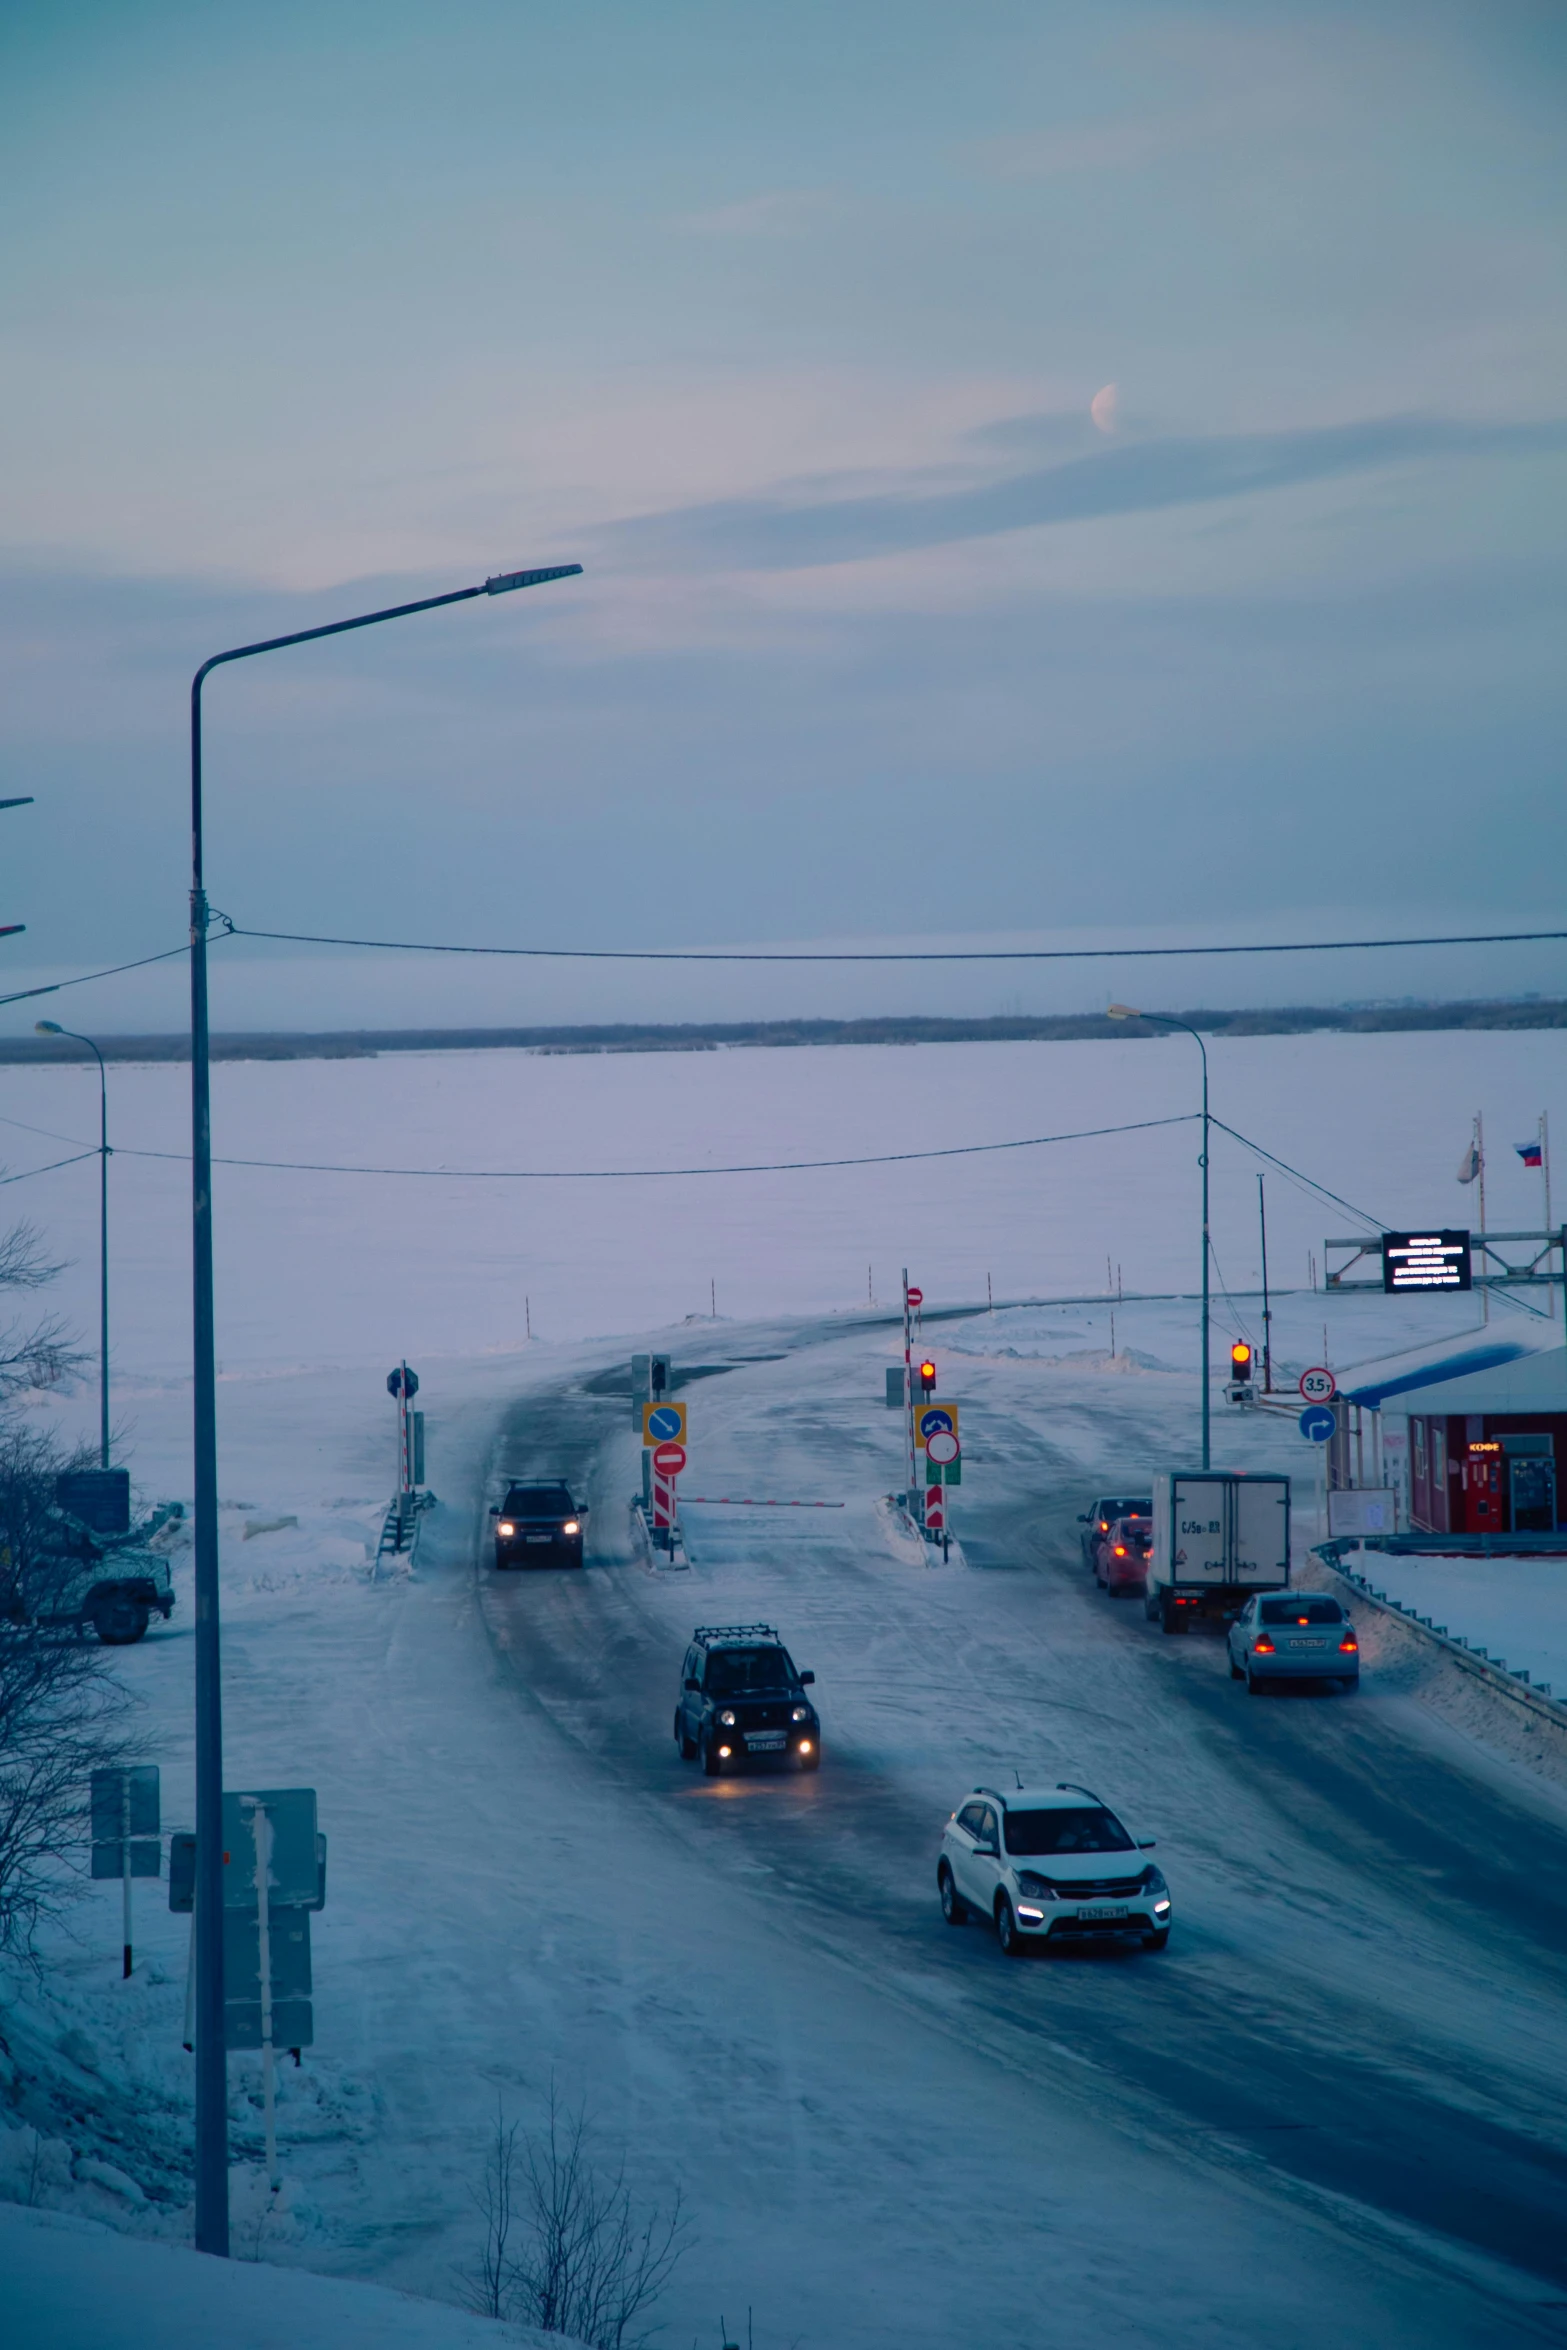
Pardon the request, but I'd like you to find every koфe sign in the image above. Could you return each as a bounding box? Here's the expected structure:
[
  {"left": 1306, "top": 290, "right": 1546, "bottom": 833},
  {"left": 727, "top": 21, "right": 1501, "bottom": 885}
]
[{"left": 1382, "top": 1231, "right": 1472, "bottom": 1293}]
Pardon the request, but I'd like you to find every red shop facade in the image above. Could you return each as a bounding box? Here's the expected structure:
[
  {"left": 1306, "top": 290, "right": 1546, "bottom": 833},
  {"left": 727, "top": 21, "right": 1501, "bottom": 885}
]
[{"left": 1408, "top": 1412, "right": 1565, "bottom": 1536}]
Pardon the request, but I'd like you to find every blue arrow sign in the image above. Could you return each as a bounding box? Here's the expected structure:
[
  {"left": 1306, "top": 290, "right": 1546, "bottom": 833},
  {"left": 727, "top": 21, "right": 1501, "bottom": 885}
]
[
  {"left": 1299, "top": 1404, "right": 1337, "bottom": 1444},
  {"left": 646, "top": 1405, "right": 684, "bottom": 1442}
]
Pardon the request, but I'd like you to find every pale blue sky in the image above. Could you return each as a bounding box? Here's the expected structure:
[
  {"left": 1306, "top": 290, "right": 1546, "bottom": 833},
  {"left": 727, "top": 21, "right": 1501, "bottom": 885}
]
[{"left": 2, "top": 1, "right": 1564, "bottom": 1026}]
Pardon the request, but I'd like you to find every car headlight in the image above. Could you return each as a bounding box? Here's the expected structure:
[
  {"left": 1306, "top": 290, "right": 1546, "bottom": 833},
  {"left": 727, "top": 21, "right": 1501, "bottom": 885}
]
[
  {"left": 718, "top": 1709, "right": 737, "bottom": 1727},
  {"left": 496, "top": 1522, "right": 515, "bottom": 1537},
  {"left": 790, "top": 1704, "right": 810, "bottom": 1722},
  {"left": 1015, "top": 1871, "right": 1058, "bottom": 1901},
  {"left": 562, "top": 1520, "right": 580, "bottom": 1535},
  {"left": 1140, "top": 1865, "right": 1168, "bottom": 1896}
]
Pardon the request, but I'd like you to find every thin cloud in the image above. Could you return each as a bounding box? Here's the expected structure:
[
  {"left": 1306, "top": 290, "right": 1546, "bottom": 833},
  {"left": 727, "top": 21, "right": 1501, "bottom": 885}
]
[
  {"left": 606, "top": 415, "right": 1567, "bottom": 575},
  {"left": 674, "top": 188, "right": 838, "bottom": 238}
]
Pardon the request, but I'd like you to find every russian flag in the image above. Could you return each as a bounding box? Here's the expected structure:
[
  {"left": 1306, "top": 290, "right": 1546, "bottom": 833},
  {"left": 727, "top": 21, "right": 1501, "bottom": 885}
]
[{"left": 1516, "top": 1141, "right": 1543, "bottom": 1168}]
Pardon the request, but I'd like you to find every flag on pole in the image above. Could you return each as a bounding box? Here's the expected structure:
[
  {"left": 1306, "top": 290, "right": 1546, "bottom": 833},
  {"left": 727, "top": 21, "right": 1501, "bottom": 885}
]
[
  {"left": 1456, "top": 1138, "right": 1481, "bottom": 1184},
  {"left": 1516, "top": 1141, "right": 1543, "bottom": 1168}
]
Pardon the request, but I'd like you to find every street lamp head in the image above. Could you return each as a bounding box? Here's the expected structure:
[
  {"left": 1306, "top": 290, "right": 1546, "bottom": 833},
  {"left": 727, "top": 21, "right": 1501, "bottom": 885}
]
[
  {"left": 484, "top": 563, "right": 584, "bottom": 597},
  {"left": 34, "top": 1020, "right": 62, "bottom": 1035},
  {"left": 1106, "top": 1004, "right": 1141, "bottom": 1021}
]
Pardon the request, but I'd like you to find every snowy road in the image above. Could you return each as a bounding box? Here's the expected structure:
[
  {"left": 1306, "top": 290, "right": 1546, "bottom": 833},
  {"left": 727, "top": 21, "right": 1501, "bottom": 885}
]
[{"left": 469, "top": 1319, "right": 1567, "bottom": 2337}]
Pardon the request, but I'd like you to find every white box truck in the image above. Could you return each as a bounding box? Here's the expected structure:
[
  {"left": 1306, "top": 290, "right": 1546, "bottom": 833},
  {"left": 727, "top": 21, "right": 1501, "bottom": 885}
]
[{"left": 1147, "top": 1471, "right": 1290, "bottom": 1633}]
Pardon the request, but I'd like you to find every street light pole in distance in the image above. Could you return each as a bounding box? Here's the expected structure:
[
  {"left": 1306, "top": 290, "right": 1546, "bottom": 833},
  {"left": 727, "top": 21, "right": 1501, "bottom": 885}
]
[
  {"left": 187, "top": 560, "right": 582, "bottom": 2258},
  {"left": 34, "top": 1022, "right": 111, "bottom": 1466},
  {"left": 1108, "top": 1004, "right": 1212, "bottom": 1470}
]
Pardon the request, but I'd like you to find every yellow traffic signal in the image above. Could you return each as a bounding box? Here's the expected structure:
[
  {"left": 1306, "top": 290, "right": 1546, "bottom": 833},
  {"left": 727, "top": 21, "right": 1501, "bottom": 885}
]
[
  {"left": 919, "top": 1360, "right": 937, "bottom": 1395},
  {"left": 1230, "top": 1342, "right": 1253, "bottom": 1377}
]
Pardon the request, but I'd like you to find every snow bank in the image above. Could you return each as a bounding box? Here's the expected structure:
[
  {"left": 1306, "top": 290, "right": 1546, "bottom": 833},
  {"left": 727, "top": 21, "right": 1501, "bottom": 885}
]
[
  {"left": 1344, "top": 1548, "right": 1567, "bottom": 1696},
  {"left": 0, "top": 2203, "right": 579, "bottom": 2350}
]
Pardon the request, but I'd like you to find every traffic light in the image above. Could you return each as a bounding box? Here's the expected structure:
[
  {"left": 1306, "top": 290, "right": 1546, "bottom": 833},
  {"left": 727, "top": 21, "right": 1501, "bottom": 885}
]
[
  {"left": 918, "top": 1359, "right": 937, "bottom": 1396},
  {"left": 1230, "top": 1342, "right": 1253, "bottom": 1381}
]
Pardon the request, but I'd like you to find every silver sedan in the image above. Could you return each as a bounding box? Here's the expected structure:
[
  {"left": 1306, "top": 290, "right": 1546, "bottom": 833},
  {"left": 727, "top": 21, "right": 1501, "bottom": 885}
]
[{"left": 1229, "top": 1593, "right": 1359, "bottom": 1692}]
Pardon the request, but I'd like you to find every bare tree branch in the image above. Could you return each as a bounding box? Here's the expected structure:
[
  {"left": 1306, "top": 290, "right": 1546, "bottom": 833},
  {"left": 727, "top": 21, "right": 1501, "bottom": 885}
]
[{"left": 462, "top": 2084, "right": 691, "bottom": 2348}]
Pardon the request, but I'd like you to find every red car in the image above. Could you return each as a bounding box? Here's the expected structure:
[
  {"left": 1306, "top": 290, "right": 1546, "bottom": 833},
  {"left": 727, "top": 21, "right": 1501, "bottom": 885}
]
[{"left": 1094, "top": 1515, "right": 1151, "bottom": 1597}]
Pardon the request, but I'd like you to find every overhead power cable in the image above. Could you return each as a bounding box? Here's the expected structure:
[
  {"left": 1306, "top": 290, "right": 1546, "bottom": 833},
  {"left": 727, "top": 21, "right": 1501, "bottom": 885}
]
[
  {"left": 0, "top": 941, "right": 196, "bottom": 1010},
  {"left": 0, "top": 1149, "right": 99, "bottom": 1186},
  {"left": 1211, "top": 1118, "right": 1383, "bottom": 1231},
  {"left": 104, "top": 1111, "right": 1199, "bottom": 1181},
  {"left": 223, "top": 918, "right": 1567, "bottom": 965}
]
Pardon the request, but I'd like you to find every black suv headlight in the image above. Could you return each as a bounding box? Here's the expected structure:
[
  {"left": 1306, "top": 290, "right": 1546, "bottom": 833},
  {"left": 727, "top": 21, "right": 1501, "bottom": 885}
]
[
  {"left": 790, "top": 1703, "right": 811, "bottom": 1722},
  {"left": 1015, "top": 1871, "right": 1059, "bottom": 1901},
  {"left": 718, "top": 1709, "right": 737, "bottom": 1727},
  {"left": 1140, "top": 1865, "right": 1168, "bottom": 1896}
]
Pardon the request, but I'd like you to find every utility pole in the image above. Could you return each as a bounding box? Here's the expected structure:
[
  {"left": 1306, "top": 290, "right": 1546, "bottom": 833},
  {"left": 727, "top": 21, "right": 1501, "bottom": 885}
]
[
  {"left": 1108, "top": 1006, "right": 1211, "bottom": 1468},
  {"left": 1257, "top": 1173, "right": 1272, "bottom": 1393},
  {"left": 35, "top": 1023, "right": 110, "bottom": 1462}
]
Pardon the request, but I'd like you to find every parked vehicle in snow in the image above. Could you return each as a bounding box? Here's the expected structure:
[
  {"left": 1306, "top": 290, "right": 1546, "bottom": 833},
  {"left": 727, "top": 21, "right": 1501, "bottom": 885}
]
[
  {"left": 1094, "top": 1513, "right": 1151, "bottom": 1597},
  {"left": 489, "top": 1482, "right": 587, "bottom": 1568},
  {"left": 936, "top": 1782, "right": 1171, "bottom": 1956},
  {"left": 1146, "top": 1470, "right": 1290, "bottom": 1633},
  {"left": 674, "top": 1622, "right": 820, "bottom": 1775},
  {"left": 1078, "top": 1495, "right": 1152, "bottom": 1568},
  {"left": 1229, "top": 1592, "right": 1359, "bottom": 1692},
  {"left": 0, "top": 1501, "right": 180, "bottom": 1646}
]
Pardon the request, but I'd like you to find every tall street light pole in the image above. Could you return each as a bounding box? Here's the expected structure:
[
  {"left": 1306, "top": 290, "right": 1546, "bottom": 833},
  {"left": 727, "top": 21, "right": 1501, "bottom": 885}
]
[
  {"left": 34, "top": 1022, "right": 110, "bottom": 1465},
  {"left": 187, "top": 561, "right": 581, "bottom": 2258},
  {"left": 1108, "top": 1005, "right": 1211, "bottom": 1469}
]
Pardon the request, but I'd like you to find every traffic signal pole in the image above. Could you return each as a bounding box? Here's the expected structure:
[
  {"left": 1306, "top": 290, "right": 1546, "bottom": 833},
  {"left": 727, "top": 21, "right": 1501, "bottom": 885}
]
[{"left": 902, "top": 1270, "right": 915, "bottom": 1502}]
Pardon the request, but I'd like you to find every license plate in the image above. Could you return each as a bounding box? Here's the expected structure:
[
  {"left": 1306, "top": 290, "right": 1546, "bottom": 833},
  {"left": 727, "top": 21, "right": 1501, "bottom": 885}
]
[
  {"left": 526, "top": 1535, "right": 552, "bottom": 1544},
  {"left": 1291, "top": 1637, "right": 1328, "bottom": 1648},
  {"left": 1078, "top": 1905, "right": 1128, "bottom": 1921},
  {"left": 746, "top": 1735, "right": 786, "bottom": 1751}
]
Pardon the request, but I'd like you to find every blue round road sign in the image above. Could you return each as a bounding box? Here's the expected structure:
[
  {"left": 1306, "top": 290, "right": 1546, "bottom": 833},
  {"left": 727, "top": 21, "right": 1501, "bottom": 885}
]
[
  {"left": 1299, "top": 1404, "right": 1337, "bottom": 1443},
  {"left": 916, "top": 1406, "right": 955, "bottom": 1442},
  {"left": 647, "top": 1405, "right": 683, "bottom": 1442}
]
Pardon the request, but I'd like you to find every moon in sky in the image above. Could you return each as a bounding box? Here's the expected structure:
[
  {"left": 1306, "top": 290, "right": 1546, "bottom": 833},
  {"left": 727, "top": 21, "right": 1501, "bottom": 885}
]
[{"left": 1090, "top": 381, "right": 1119, "bottom": 434}]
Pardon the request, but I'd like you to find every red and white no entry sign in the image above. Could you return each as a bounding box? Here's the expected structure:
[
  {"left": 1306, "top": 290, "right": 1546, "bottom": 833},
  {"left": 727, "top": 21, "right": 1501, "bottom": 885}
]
[
  {"left": 1299, "top": 1366, "right": 1336, "bottom": 1404},
  {"left": 652, "top": 1441, "right": 687, "bottom": 1476},
  {"left": 925, "top": 1429, "right": 960, "bottom": 1467},
  {"left": 906, "top": 1286, "right": 923, "bottom": 1308}
]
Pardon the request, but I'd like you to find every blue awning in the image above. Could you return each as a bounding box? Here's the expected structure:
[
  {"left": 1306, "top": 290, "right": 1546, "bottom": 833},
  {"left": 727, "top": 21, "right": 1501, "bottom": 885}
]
[{"left": 1340, "top": 1340, "right": 1533, "bottom": 1410}]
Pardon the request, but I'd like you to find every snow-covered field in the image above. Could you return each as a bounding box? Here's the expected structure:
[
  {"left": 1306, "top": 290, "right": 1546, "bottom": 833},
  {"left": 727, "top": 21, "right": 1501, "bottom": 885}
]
[
  {"left": 5, "top": 1026, "right": 1567, "bottom": 2345},
  {"left": 5, "top": 1024, "right": 1563, "bottom": 1376}
]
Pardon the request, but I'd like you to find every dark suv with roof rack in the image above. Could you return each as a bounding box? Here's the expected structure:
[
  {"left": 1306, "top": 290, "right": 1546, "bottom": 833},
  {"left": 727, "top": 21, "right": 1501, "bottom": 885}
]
[
  {"left": 674, "top": 1624, "right": 820, "bottom": 1776},
  {"left": 489, "top": 1482, "right": 587, "bottom": 1568}
]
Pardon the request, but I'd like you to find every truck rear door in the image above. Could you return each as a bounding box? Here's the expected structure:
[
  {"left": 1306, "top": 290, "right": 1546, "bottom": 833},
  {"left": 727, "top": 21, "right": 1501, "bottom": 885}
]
[
  {"left": 1234, "top": 1478, "right": 1290, "bottom": 1584},
  {"left": 1170, "top": 1480, "right": 1227, "bottom": 1585}
]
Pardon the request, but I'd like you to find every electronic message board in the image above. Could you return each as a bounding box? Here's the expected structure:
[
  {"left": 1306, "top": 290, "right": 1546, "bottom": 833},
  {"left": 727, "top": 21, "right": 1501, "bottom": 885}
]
[{"left": 1382, "top": 1231, "right": 1471, "bottom": 1293}]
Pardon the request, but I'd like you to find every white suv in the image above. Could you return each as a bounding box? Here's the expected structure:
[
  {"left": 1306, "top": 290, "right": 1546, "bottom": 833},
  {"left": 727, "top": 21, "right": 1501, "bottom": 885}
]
[{"left": 936, "top": 1783, "right": 1171, "bottom": 1957}]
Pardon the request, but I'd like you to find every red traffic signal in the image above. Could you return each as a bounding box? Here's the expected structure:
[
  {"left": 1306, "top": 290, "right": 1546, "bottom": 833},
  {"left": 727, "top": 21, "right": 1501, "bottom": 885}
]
[
  {"left": 918, "top": 1359, "right": 937, "bottom": 1396},
  {"left": 1230, "top": 1343, "right": 1253, "bottom": 1378}
]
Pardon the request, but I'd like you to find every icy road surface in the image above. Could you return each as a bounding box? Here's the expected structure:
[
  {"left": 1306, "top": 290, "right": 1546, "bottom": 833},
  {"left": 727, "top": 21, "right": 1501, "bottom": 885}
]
[
  {"left": 14, "top": 1315, "right": 1567, "bottom": 2348},
  {"left": 468, "top": 1320, "right": 1567, "bottom": 2342}
]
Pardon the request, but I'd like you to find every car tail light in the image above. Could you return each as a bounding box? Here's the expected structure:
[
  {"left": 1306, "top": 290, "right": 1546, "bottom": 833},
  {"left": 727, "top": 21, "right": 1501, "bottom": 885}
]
[
  {"left": 1254, "top": 1636, "right": 1275, "bottom": 1653},
  {"left": 1339, "top": 1636, "right": 1358, "bottom": 1653},
  {"left": 1113, "top": 1545, "right": 1127, "bottom": 1557}
]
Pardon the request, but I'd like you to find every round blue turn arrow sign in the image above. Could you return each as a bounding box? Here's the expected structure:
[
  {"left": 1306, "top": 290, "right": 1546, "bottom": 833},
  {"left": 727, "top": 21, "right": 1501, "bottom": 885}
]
[
  {"left": 1299, "top": 1404, "right": 1337, "bottom": 1444},
  {"left": 647, "top": 1405, "right": 683, "bottom": 1442}
]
